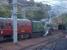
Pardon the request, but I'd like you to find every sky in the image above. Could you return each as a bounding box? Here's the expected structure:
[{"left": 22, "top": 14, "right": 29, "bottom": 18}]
[
  {"left": 34, "top": 0, "right": 67, "bottom": 17},
  {"left": 34, "top": 0, "right": 59, "bottom": 6},
  {"left": 34, "top": 0, "right": 67, "bottom": 6},
  {"left": 34, "top": 0, "right": 67, "bottom": 10}
]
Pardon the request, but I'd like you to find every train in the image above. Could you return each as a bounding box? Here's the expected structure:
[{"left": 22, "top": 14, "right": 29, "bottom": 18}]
[{"left": 0, "top": 18, "right": 45, "bottom": 41}]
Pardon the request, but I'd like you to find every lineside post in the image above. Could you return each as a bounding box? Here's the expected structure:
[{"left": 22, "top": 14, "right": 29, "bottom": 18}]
[{"left": 11, "top": 0, "right": 18, "bottom": 43}]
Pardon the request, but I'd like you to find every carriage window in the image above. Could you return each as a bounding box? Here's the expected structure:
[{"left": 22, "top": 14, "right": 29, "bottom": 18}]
[{"left": 6, "top": 23, "right": 12, "bottom": 28}]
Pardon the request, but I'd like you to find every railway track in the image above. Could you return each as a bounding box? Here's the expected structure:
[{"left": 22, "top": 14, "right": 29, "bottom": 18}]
[
  {"left": 0, "top": 30, "right": 65, "bottom": 50},
  {"left": 21, "top": 31, "right": 65, "bottom": 50}
]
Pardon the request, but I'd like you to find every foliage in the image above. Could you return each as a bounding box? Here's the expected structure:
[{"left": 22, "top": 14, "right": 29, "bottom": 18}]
[
  {"left": 0, "top": 3, "right": 51, "bottom": 19},
  {"left": 0, "top": 4, "right": 11, "bottom": 18},
  {"left": 26, "top": 10, "right": 44, "bottom": 21},
  {"left": 0, "top": 4, "right": 22, "bottom": 18},
  {"left": 59, "top": 13, "right": 67, "bottom": 24}
]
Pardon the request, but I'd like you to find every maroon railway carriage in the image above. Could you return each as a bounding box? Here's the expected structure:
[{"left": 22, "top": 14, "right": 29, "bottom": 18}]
[{"left": 0, "top": 18, "right": 32, "bottom": 40}]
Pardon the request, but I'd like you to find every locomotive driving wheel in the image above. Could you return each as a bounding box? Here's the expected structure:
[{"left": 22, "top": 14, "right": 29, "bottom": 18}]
[
  {"left": 0, "top": 36, "right": 4, "bottom": 41},
  {"left": 21, "top": 34, "right": 30, "bottom": 39},
  {"left": 20, "top": 34, "right": 23, "bottom": 39}
]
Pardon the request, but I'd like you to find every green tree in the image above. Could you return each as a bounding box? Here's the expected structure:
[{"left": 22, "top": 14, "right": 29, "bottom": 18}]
[
  {"left": 58, "top": 13, "right": 67, "bottom": 24},
  {"left": 56, "top": 13, "right": 67, "bottom": 28},
  {"left": 26, "top": 10, "right": 44, "bottom": 21},
  {"left": 0, "top": 4, "right": 11, "bottom": 18},
  {"left": 26, "top": 4, "right": 51, "bottom": 21},
  {"left": 0, "top": 4, "right": 22, "bottom": 18}
]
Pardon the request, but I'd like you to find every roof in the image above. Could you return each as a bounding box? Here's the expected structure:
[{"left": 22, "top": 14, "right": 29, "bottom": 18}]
[{"left": 0, "top": 17, "right": 30, "bottom": 21}]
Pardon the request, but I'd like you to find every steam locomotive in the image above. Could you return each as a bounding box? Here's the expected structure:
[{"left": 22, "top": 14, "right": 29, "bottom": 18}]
[{"left": 0, "top": 18, "right": 45, "bottom": 41}]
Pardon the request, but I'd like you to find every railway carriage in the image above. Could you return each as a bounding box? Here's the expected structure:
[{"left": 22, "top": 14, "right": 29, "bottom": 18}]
[
  {"left": 0, "top": 18, "right": 32, "bottom": 41},
  {"left": 0, "top": 18, "right": 45, "bottom": 41}
]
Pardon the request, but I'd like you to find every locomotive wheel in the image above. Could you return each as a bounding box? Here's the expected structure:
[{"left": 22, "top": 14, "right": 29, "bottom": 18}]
[
  {"left": 20, "top": 34, "right": 23, "bottom": 39},
  {"left": 0, "top": 36, "right": 4, "bottom": 41},
  {"left": 20, "top": 34, "right": 30, "bottom": 39}
]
